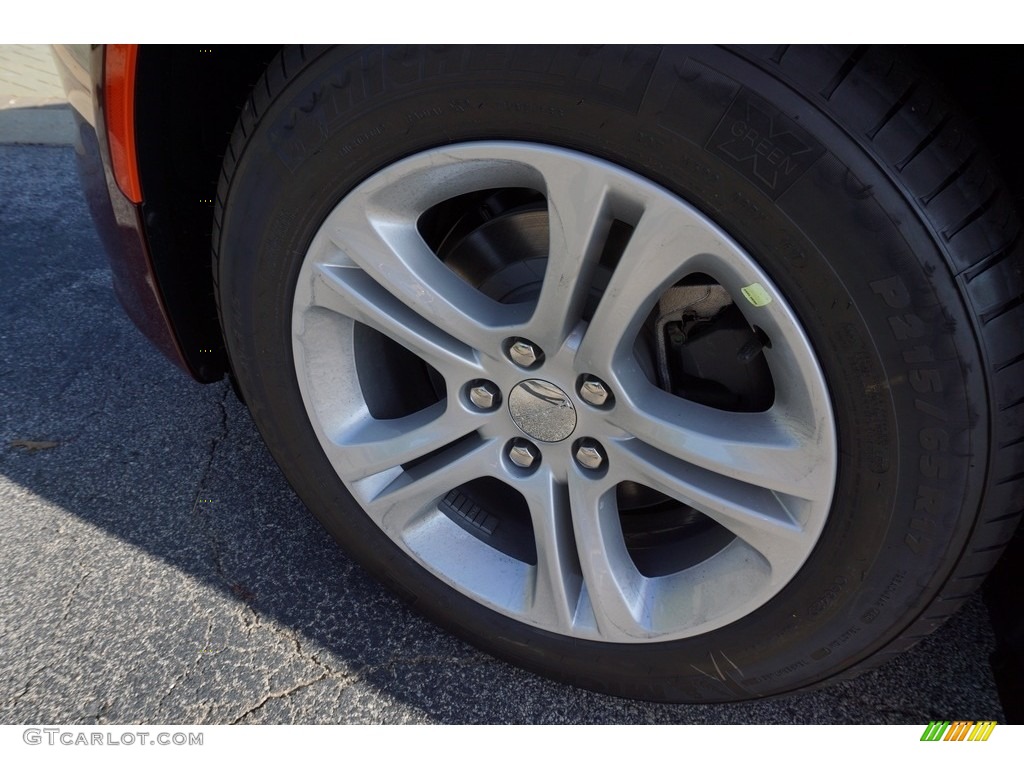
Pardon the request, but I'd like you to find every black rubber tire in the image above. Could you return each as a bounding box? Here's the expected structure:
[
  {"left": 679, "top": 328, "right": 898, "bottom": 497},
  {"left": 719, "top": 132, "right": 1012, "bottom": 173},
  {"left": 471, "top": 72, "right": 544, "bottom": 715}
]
[{"left": 213, "top": 45, "right": 1024, "bottom": 703}]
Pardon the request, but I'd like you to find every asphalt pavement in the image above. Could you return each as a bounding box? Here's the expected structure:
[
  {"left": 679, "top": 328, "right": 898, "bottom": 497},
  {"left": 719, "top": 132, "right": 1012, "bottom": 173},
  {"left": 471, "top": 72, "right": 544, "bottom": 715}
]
[{"left": 0, "top": 46, "right": 1009, "bottom": 725}]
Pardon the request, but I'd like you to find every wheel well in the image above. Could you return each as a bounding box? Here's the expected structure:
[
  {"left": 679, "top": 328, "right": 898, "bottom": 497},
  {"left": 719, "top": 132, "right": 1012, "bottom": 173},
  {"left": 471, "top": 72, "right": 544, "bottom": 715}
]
[
  {"left": 130, "top": 44, "right": 1023, "bottom": 382},
  {"left": 134, "top": 44, "right": 281, "bottom": 381}
]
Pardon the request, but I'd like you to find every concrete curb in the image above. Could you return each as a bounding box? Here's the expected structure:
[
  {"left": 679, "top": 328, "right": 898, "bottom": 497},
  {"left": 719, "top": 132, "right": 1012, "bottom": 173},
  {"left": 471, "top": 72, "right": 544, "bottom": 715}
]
[{"left": 0, "top": 104, "right": 75, "bottom": 145}]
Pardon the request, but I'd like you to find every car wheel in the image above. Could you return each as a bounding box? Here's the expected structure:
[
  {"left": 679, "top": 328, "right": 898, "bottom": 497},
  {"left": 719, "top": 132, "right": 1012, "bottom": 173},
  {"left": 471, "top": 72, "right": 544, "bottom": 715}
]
[{"left": 214, "top": 45, "right": 1024, "bottom": 702}]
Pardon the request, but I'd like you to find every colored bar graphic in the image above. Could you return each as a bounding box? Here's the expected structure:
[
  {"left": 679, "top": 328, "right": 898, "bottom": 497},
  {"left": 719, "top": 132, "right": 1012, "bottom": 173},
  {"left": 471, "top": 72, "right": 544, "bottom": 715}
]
[
  {"left": 944, "top": 721, "right": 972, "bottom": 741},
  {"left": 921, "top": 721, "right": 950, "bottom": 741},
  {"left": 920, "top": 720, "right": 996, "bottom": 741},
  {"left": 968, "top": 722, "right": 997, "bottom": 742}
]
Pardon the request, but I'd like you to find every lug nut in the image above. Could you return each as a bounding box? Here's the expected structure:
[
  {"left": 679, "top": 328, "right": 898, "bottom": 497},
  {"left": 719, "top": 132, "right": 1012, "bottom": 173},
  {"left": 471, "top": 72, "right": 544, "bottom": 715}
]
[
  {"left": 575, "top": 440, "right": 605, "bottom": 470},
  {"left": 468, "top": 381, "right": 500, "bottom": 410},
  {"left": 508, "top": 339, "right": 540, "bottom": 368},
  {"left": 579, "top": 376, "right": 611, "bottom": 407},
  {"left": 508, "top": 440, "right": 539, "bottom": 469}
]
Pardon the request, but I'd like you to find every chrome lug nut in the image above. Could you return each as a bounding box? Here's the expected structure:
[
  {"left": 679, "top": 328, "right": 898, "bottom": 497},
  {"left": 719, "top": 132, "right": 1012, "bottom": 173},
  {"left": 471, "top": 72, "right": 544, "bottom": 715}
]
[
  {"left": 468, "top": 381, "right": 500, "bottom": 410},
  {"left": 508, "top": 440, "right": 539, "bottom": 469},
  {"left": 575, "top": 440, "right": 605, "bottom": 470},
  {"left": 579, "top": 376, "right": 611, "bottom": 407},
  {"left": 508, "top": 339, "right": 539, "bottom": 368}
]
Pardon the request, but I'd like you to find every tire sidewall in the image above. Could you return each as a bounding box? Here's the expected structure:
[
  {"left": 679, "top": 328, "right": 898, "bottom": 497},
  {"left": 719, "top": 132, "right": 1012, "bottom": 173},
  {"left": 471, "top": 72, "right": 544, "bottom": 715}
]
[{"left": 218, "top": 45, "right": 988, "bottom": 701}]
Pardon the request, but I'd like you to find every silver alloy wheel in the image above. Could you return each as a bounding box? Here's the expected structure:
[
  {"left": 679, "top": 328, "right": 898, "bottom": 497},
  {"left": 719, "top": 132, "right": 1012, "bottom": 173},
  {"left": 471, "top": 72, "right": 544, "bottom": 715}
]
[{"left": 291, "top": 142, "right": 837, "bottom": 643}]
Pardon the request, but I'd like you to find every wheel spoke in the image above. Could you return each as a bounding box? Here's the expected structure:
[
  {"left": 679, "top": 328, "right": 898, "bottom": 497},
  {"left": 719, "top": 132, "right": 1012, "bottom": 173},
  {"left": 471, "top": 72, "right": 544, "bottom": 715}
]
[
  {"left": 321, "top": 201, "right": 529, "bottom": 356},
  {"left": 324, "top": 401, "right": 482, "bottom": 481},
  {"left": 516, "top": 472, "right": 582, "bottom": 633},
  {"left": 359, "top": 436, "right": 499, "bottom": 530},
  {"left": 517, "top": 161, "right": 614, "bottom": 352},
  {"left": 308, "top": 264, "right": 484, "bottom": 378},
  {"left": 609, "top": 375, "right": 832, "bottom": 502},
  {"left": 611, "top": 439, "right": 812, "bottom": 576},
  {"left": 567, "top": 471, "right": 651, "bottom": 640},
  {"left": 579, "top": 201, "right": 729, "bottom": 372}
]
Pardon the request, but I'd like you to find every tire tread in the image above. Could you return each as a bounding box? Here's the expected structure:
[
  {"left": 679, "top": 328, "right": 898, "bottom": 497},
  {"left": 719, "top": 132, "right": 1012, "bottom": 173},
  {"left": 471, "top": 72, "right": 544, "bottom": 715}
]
[{"left": 738, "top": 43, "right": 1024, "bottom": 691}]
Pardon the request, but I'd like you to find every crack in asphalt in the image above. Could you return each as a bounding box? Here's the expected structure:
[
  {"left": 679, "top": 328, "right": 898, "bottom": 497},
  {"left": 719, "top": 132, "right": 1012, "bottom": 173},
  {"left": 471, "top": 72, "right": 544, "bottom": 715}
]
[
  {"left": 155, "top": 615, "right": 216, "bottom": 717},
  {"left": 8, "top": 664, "right": 46, "bottom": 708},
  {"left": 228, "top": 601, "right": 345, "bottom": 722},
  {"left": 223, "top": 652, "right": 494, "bottom": 723},
  {"left": 246, "top": 603, "right": 330, "bottom": 670},
  {"left": 230, "top": 670, "right": 336, "bottom": 724},
  {"left": 155, "top": 384, "right": 233, "bottom": 719},
  {"left": 190, "top": 382, "right": 231, "bottom": 586},
  {"left": 226, "top": 614, "right": 495, "bottom": 723},
  {"left": 289, "top": 627, "right": 337, "bottom": 676},
  {"left": 57, "top": 565, "right": 90, "bottom": 630}
]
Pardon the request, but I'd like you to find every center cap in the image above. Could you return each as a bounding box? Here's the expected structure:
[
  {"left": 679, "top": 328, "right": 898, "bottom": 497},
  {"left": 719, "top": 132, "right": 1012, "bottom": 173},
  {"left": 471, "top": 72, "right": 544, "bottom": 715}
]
[{"left": 508, "top": 379, "right": 577, "bottom": 442}]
